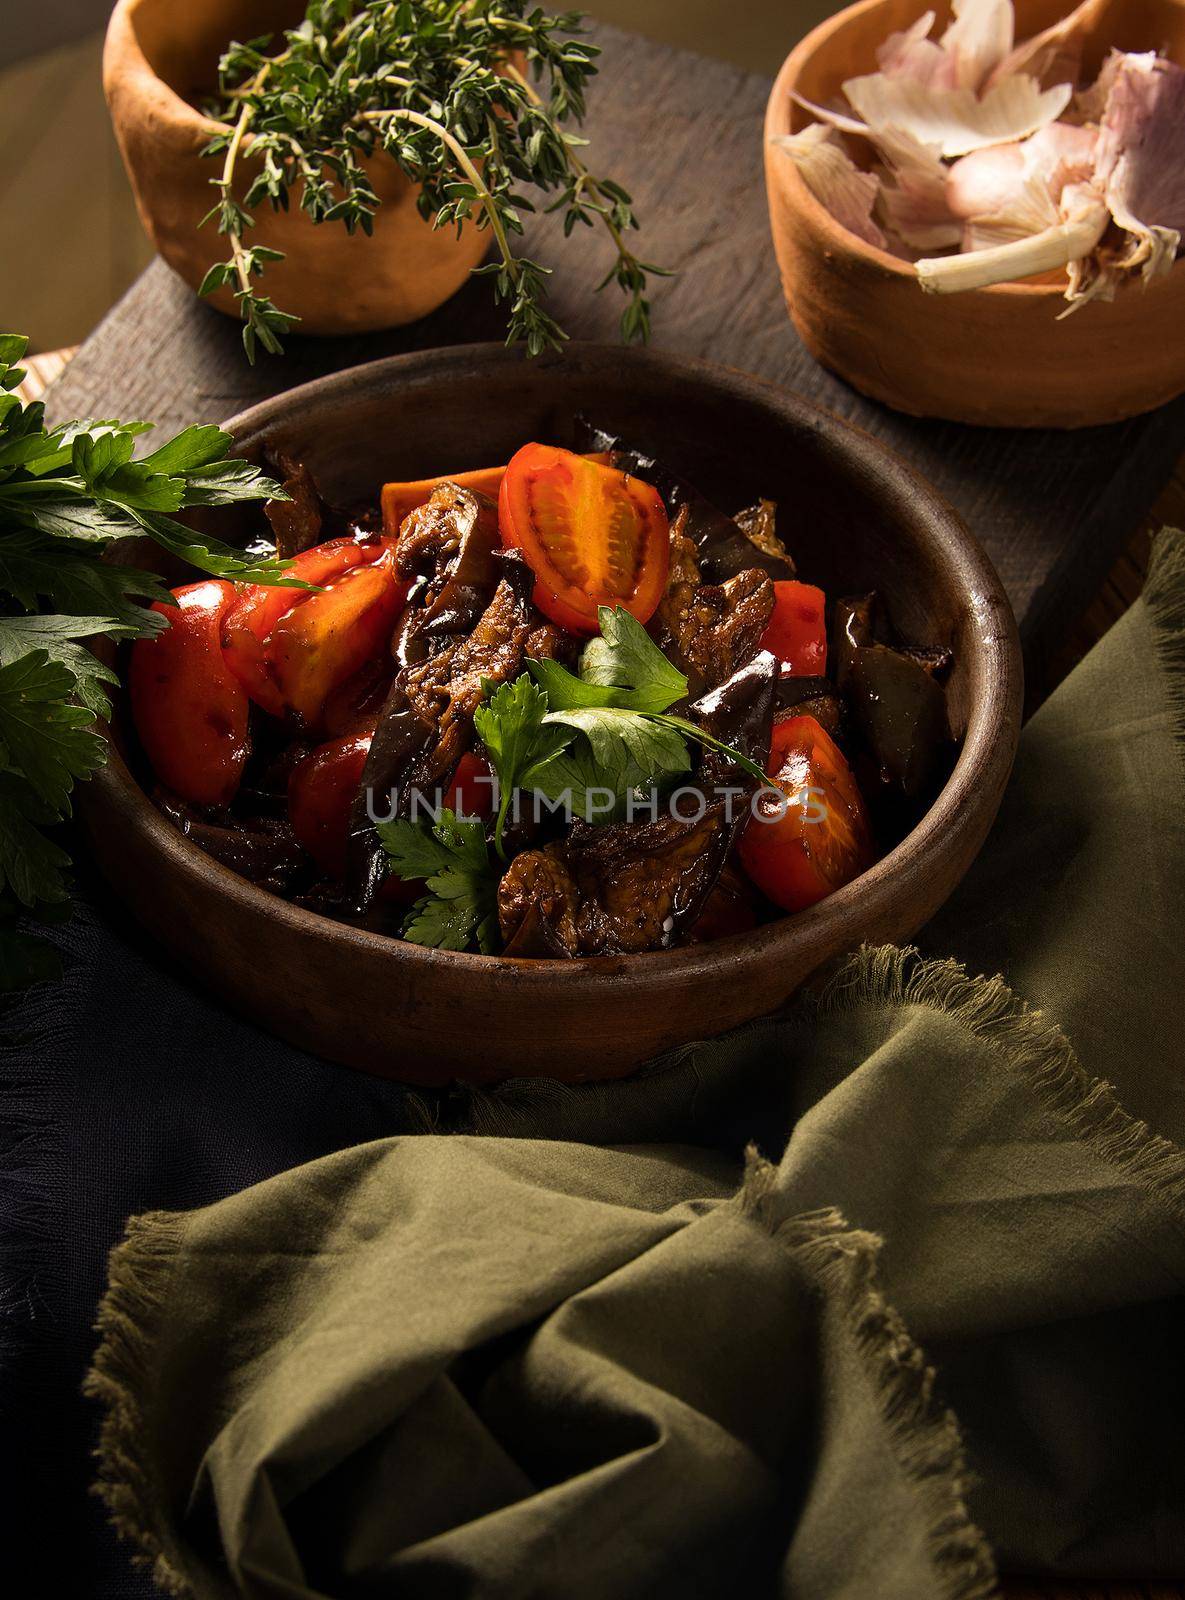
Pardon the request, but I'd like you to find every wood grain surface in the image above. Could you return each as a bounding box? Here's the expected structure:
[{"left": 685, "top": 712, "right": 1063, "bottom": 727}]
[{"left": 44, "top": 22, "right": 1185, "bottom": 708}]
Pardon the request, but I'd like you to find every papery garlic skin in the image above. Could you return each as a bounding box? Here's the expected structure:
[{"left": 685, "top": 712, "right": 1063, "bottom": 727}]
[
  {"left": 771, "top": 124, "right": 888, "bottom": 250},
  {"left": 841, "top": 71, "right": 1072, "bottom": 157},
  {"left": 876, "top": 126, "right": 965, "bottom": 250},
  {"left": 1094, "top": 53, "right": 1185, "bottom": 284},
  {"left": 785, "top": 0, "right": 1185, "bottom": 305},
  {"left": 984, "top": 0, "right": 1110, "bottom": 91},
  {"left": 940, "top": 0, "right": 1015, "bottom": 91},
  {"left": 877, "top": 10, "right": 955, "bottom": 88}
]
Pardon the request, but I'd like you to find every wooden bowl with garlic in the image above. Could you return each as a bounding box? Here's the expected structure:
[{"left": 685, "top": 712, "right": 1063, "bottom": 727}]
[{"left": 764, "top": 0, "right": 1185, "bottom": 427}]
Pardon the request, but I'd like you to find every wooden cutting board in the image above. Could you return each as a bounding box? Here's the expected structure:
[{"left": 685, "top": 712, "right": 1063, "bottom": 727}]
[{"left": 46, "top": 21, "right": 1185, "bottom": 710}]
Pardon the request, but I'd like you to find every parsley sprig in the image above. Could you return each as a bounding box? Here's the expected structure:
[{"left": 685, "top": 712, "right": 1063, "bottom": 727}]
[
  {"left": 377, "top": 807, "right": 499, "bottom": 954},
  {"left": 200, "top": 0, "right": 669, "bottom": 362},
  {"left": 0, "top": 333, "right": 290, "bottom": 987},
  {"left": 381, "top": 607, "right": 767, "bottom": 954}
]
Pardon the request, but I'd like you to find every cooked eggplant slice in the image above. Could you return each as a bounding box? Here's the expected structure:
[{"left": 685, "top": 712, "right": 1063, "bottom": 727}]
[
  {"left": 498, "top": 810, "right": 736, "bottom": 957},
  {"left": 834, "top": 593, "right": 951, "bottom": 801},
  {"left": 774, "top": 674, "right": 845, "bottom": 739},
  {"left": 262, "top": 451, "right": 325, "bottom": 558},
  {"left": 346, "top": 549, "right": 557, "bottom": 911},
  {"left": 575, "top": 421, "right": 796, "bottom": 583},
  {"left": 733, "top": 499, "right": 794, "bottom": 576},
  {"left": 155, "top": 793, "right": 305, "bottom": 892},
  {"left": 654, "top": 507, "right": 775, "bottom": 697},
  {"left": 392, "top": 482, "right": 503, "bottom": 666}
]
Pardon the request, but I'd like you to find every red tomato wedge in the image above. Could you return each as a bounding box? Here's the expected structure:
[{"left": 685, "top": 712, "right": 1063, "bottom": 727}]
[
  {"left": 498, "top": 443, "right": 669, "bottom": 635},
  {"left": 760, "top": 581, "right": 827, "bottom": 677},
  {"left": 129, "top": 580, "right": 250, "bottom": 808},
  {"left": 381, "top": 454, "right": 611, "bottom": 536},
  {"left": 221, "top": 537, "right": 388, "bottom": 716},
  {"left": 268, "top": 550, "right": 408, "bottom": 730},
  {"left": 738, "top": 715, "right": 874, "bottom": 915},
  {"left": 288, "top": 730, "right": 374, "bottom": 876}
]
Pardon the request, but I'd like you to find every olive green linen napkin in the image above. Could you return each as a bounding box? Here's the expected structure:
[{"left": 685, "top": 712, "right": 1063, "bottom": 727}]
[{"left": 87, "top": 533, "right": 1185, "bottom": 1599}]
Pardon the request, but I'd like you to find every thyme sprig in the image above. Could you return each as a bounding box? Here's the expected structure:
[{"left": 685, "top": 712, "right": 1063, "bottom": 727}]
[{"left": 200, "top": 0, "right": 669, "bottom": 362}]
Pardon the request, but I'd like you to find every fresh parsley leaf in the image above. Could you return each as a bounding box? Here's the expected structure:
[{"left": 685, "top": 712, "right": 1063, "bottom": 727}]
[
  {"left": 473, "top": 674, "right": 572, "bottom": 858},
  {"left": 526, "top": 606, "right": 688, "bottom": 715},
  {"left": 655, "top": 713, "right": 769, "bottom": 786},
  {"left": 578, "top": 605, "right": 688, "bottom": 712},
  {"left": 528, "top": 707, "right": 689, "bottom": 823},
  {"left": 132, "top": 509, "right": 305, "bottom": 588},
  {"left": 0, "top": 532, "right": 171, "bottom": 635},
  {"left": 403, "top": 876, "right": 499, "bottom": 956},
  {"left": 137, "top": 424, "right": 233, "bottom": 476},
  {"left": 524, "top": 655, "right": 620, "bottom": 711},
  {"left": 0, "top": 615, "right": 124, "bottom": 718},
  {"left": 0, "top": 651, "right": 107, "bottom": 812},
  {"left": 0, "top": 770, "right": 72, "bottom": 907},
  {"left": 0, "top": 331, "right": 298, "bottom": 986},
  {"left": 378, "top": 808, "right": 500, "bottom": 954},
  {"left": 484, "top": 606, "right": 763, "bottom": 828},
  {"left": 541, "top": 705, "right": 686, "bottom": 774}
]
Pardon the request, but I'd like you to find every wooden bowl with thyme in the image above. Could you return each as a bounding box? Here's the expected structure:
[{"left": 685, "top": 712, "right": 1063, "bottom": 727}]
[
  {"left": 104, "top": 0, "right": 659, "bottom": 354},
  {"left": 78, "top": 343, "right": 1022, "bottom": 1085}
]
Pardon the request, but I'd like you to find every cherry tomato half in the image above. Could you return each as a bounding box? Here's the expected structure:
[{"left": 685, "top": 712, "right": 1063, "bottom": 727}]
[
  {"left": 760, "top": 581, "right": 827, "bottom": 677},
  {"left": 498, "top": 443, "right": 669, "bottom": 635},
  {"left": 288, "top": 731, "right": 374, "bottom": 876},
  {"left": 267, "top": 550, "right": 408, "bottom": 730},
  {"left": 382, "top": 454, "right": 612, "bottom": 537},
  {"left": 221, "top": 537, "right": 391, "bottom": 717},
  {"left": 129, "top": 580, "right": 250, "bottom": 808},
  {"left": 738, "top": 714, "right": 874, "bottom": 915}
]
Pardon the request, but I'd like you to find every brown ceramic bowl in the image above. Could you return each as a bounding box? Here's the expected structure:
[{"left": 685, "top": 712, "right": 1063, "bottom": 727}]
[
  {"left": 78, "top": 343, "right": 1022, "bottom": 1085},
  {"left": 765, "top": 0, "right": 1185, "bottom": 427},
  {"left": 104, "top": 0, "right": 492, "bottom": 334}
]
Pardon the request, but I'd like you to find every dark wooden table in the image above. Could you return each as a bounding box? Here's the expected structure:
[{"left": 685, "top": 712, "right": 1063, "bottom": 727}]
[
  {"left": 41, "top": 20, "right": 1185, "bottom": 1600},
  {"left": 48, "top": 24, "right": 1185, "bottom": 709}
]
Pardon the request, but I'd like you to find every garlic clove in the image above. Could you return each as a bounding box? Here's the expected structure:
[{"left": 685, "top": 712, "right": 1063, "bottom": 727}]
[
  {"left": 946, "top": 121, "right": 1097, "bottom": 232},
  {"left": 946, "top": 142, "right": 1027, "bottom": 219}
]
